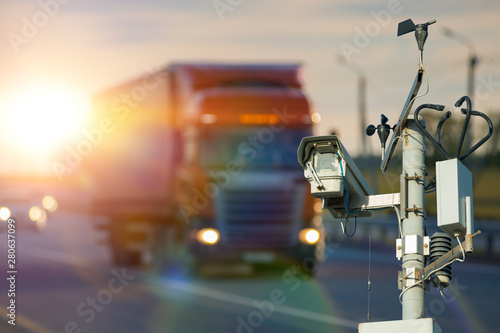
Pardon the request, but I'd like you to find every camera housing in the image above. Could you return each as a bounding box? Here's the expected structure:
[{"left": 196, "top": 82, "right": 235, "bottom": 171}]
[{"left": 298, "top": 135, "right": 373, "bottom": 217}]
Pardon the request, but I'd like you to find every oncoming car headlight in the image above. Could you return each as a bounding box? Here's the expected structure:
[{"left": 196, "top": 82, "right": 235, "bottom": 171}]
[
  {"left": 0, "top": 207, "right": 11, "bottom": 221},
  {"left": 42, "top": 195, "right": 58, "bottom": 212},
  {"left": 196, "top": 228, "right": 220, "bottom": 245},
  {"left": 299, "top": 228, "right": 320, "bottom": 245},
  {"left": 29, "top": 206, "right": 45, "bottom": 222}
]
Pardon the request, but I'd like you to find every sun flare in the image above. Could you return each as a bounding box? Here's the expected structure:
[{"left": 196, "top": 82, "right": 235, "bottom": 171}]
[{"left": 3, "top": 83, "right": 90, "bottom": 157}]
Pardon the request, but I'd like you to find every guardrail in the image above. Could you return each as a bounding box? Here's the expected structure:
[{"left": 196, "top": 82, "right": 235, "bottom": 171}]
[{"left": 323, "top": 213, "right": 500, "bottom": 258}]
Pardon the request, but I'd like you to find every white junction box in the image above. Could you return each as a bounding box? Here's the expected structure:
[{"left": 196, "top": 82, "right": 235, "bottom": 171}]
[
  {"left": 359, "top": 318, "right": 442, "bottom": 333},
  {"left": 436, "top": 158, "right": 473, "bottom": 238}
]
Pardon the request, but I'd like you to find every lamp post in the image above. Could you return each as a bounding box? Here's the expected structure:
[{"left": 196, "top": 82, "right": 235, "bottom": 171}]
[
  {"left": 443, "top": 27, "right": 478, "bottom": 149},
  {"left": 337, "top": 56, "right": 368, "bottom": 157}
]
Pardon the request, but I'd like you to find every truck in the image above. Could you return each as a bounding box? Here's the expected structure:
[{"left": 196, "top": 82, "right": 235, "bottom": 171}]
[{"left": 88, "top": 62, "right": 323, "bottom": 274}]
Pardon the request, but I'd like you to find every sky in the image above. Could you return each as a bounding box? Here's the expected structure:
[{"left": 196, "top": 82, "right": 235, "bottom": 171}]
[{"left": 1, "top": 0, "right": 500, "bottom": 177}]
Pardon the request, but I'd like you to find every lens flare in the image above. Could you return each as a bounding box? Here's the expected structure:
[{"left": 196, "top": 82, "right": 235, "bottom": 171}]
[
  {"left": 29, "top": 206, "right": 44, "bottom": 222},
  {"left": 299, "top": 228, "right": 320, "bottom": 244},
  {"left": 2, "top": 82, "right": 90, "bottom": 158},
  {"left": 197, "top": 228, "right": 219, "bottom": 245},
  {"left": 42, "top": 195, "right": 58, "bottom": 212},
  {"left": 0, "top": 207, "right": 11, "bottom": 221}
]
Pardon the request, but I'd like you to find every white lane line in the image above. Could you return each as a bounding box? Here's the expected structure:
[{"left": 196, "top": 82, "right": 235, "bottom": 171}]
[
  {"left": 151, "top": 278, "right": 358, "bottom": 329},
  {"left": 32, "top": 247, "right": 359, "bottom": 329}
]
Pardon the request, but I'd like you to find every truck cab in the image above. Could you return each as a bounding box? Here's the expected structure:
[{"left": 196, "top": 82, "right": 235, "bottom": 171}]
[
  {"left": 172, "top": 64, "right": 324, "bottom": 274},
  {"left": 89, "top": 62, "right": 323, "bottom": 273}
]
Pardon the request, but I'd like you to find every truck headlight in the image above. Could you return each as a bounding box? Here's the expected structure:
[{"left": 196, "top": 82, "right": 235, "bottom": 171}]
[
  {"left": 197, "top": 228, "right": 220, "bottom": 245},
  {"left": 299, "top": 228, "right": 320, "bottom": 245},
  {"left": 0, "top": 207, "right": 11, "bottom": 221}
]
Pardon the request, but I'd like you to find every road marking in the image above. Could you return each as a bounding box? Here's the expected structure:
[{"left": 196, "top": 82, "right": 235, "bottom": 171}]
[
  {"left": 31, "top": 247, "right": 359, "bottom": 329},
  {"left": 154, "top": 278, "right": 359, "bottom": 329},
  {"left": 30, "top": 245, "right": 500, "bottom": 333}
]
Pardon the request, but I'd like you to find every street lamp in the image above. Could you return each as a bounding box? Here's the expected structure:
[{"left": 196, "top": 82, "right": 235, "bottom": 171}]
[
  {"left": 337, "top": 56, "right": 368, "bottom": 156},
  {"left": 443, "top": 27, "right": 478, "bottom": 149}
]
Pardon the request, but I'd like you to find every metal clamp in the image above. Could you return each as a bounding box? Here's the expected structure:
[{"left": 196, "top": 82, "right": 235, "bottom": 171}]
[
  {"left": 398, "top": 267, "right": 424, "bottom": 290},
  {"left": 396, "top": 235, "right": 430, "bottom": 260}
]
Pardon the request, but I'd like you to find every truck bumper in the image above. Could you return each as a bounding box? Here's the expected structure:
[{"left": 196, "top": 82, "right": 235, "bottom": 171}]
[{"left": 188, "top": 242, "right": 318, "bottom": 266}]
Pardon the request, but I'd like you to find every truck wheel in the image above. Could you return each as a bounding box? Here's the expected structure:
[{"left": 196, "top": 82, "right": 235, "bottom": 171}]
[
  {"left": 299, "top": 258, "right": 317, "bottom": 278},
  {"left": 164, "top": 225, "right": 179, "bottom": 262},
  {"left": 108, "top": 218, "right": 159, "bottom": 268},
  {"left": 110, "top": 247, "right": 141, "bottom": 267},
  {"left": 124, "top": 251, "right": 142, "bottom": 266},
  {"left": 187, "top": 259, "right": 204, "bottom": 278},
  {"left": 147, "top": 225, "right": 168, "bottom": 273}
]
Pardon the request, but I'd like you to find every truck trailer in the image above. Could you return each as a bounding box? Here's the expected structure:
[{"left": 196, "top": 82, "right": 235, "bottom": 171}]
[{"left": 89, "top": 62, "right": 323, "bottom": 273}]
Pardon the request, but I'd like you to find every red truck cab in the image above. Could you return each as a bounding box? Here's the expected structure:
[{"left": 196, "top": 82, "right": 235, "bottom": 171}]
[{"left": 89, "top": 62, "right": 323, "bottom": 273}]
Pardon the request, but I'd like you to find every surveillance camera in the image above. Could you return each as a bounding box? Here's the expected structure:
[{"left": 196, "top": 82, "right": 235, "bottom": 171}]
[{"left": 298, "top": 135, "right": 373, "bottom": 218}]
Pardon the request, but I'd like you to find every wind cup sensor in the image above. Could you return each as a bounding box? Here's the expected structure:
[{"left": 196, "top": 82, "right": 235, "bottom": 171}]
[{"left": 366, "top": 114, "right": 392, "bottom": 161}]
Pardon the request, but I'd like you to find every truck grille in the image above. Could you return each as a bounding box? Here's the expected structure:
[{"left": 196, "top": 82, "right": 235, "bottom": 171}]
[{"left": 216, "top": 187, "right": 303, "bottom": 249}]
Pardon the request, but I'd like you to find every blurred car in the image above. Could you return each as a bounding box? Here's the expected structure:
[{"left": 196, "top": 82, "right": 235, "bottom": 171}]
[{"left": 0, "top": 189, "right": 57, "bottom": 232}]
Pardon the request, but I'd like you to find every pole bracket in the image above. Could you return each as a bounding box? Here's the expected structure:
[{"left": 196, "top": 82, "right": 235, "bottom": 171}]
[
  {"left": 404, "top": 205, "right": 426, "bottom": 219},
  {"left": 398, "top": 267, "right": 424, "bottom": 290},
  {"left": 396, "top": 235, "right": 430, "bottom": 260},
  {"left": 405, "top": 172, "right": 425, "bottom": 185}
]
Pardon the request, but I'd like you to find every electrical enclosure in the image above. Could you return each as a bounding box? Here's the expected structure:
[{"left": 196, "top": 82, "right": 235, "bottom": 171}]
[{"left": 436, "top": 158, "right": 473, "bottom": 238}]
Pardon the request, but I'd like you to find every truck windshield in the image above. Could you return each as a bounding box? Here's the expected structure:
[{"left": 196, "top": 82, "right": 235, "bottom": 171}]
[{"left": 200, "top": 126, "right": 312, "bottom": 168}]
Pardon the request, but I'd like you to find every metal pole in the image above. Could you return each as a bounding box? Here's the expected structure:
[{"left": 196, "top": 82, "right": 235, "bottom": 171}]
[
  {"left": 359, "top": 75, "right": 368, "bottom": 156},
  {"left": 467, "top": 53, "right": 477, "bottom": 149},
  {"left": 337, "top": 56, "right": 368, "bottom": 156},
  {"left": 401, "top": 115, "right": 426, "bottom": 320},
  {"left": 443, "top": 27, "right": 477, "bottom": 150},
  {"left": 467, "top": 54, "right": 477, "bottom": 106}
]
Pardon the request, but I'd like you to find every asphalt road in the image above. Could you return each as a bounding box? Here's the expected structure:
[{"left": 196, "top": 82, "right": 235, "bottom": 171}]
[{"left": 0, "top": 210, "right": 498, "bottom": 333}]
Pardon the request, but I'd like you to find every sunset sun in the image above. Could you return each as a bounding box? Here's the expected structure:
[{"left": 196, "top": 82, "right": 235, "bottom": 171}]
[{"left": 3, "top": 82, "right": 90, "bottom": 157}]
